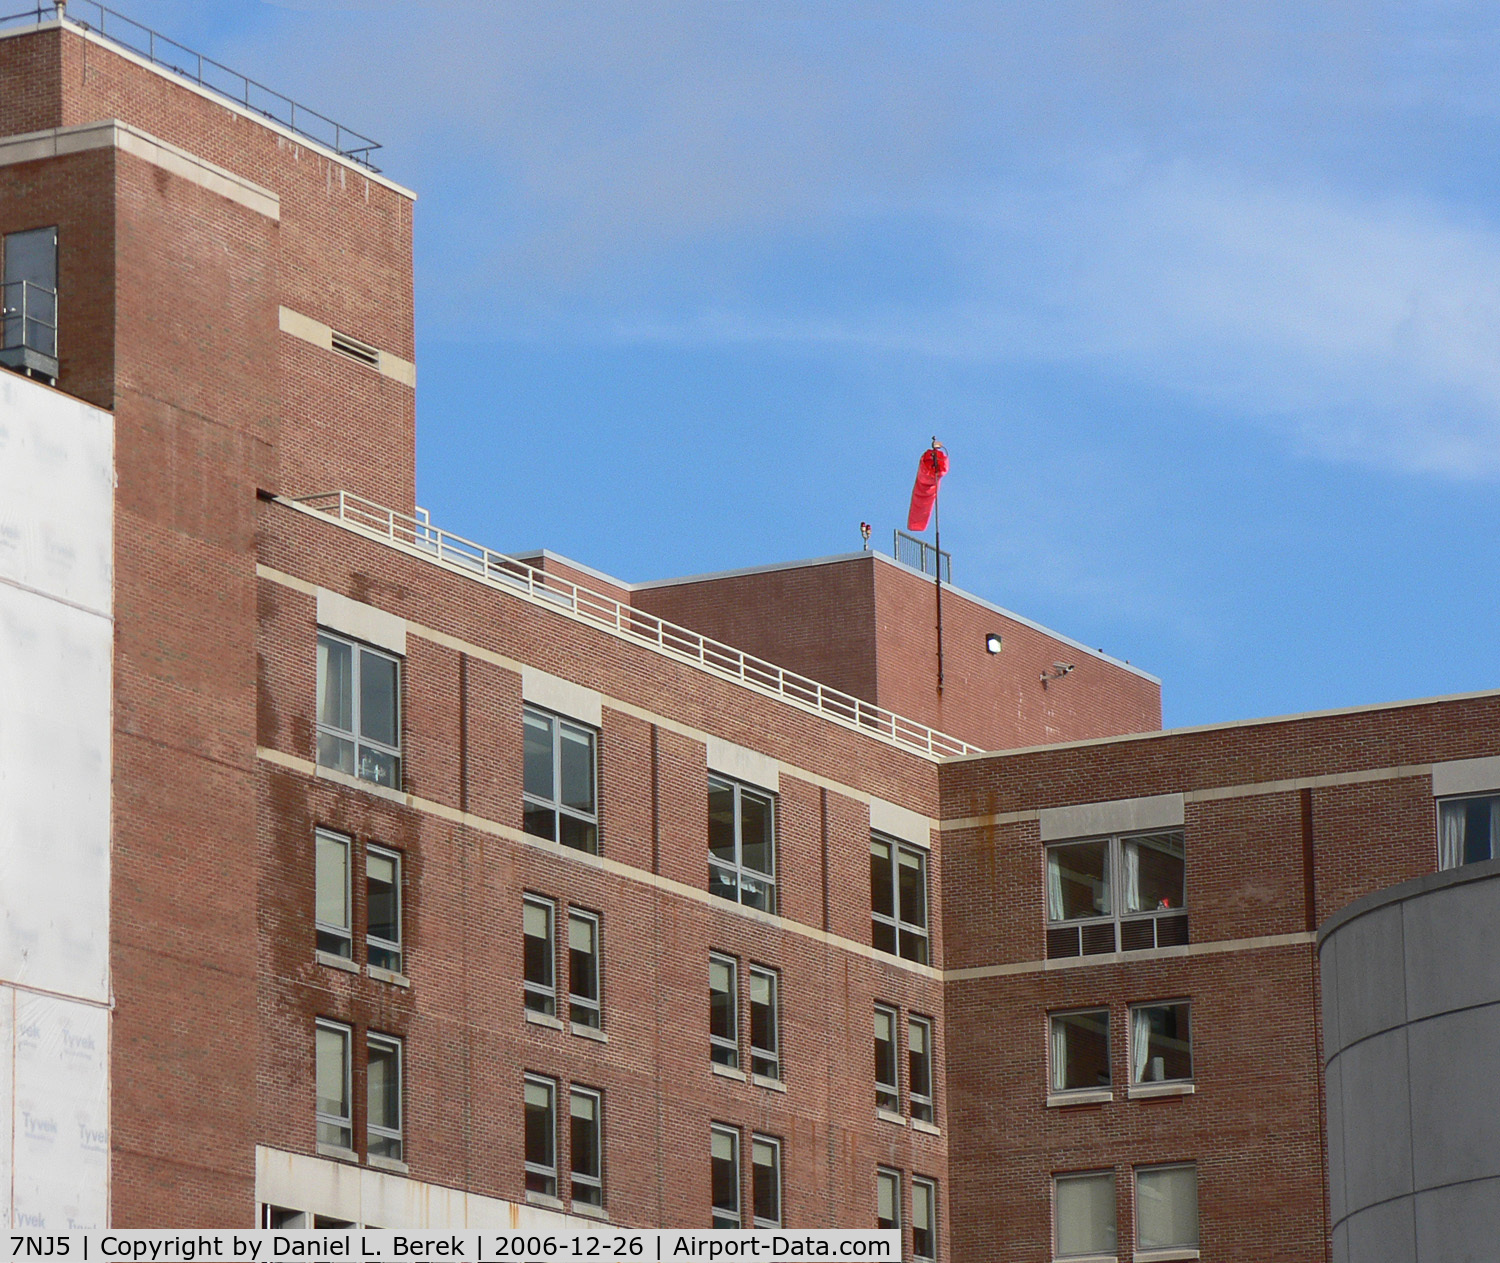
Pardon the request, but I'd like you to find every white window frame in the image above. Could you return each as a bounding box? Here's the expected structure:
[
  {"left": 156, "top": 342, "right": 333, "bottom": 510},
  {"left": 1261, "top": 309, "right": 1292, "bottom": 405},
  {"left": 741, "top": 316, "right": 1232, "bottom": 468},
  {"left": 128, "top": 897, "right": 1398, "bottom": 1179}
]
[
  {"left": 315, "top": 1019, "right": 352, "bottom": 1153},
  {"left": 568, "top": 909, "right": 603, "bottom": 1031},
  {"left": 1053, "top": 1169, "right": 1117, "bottom": 1261},
  {"left": 315, "top": 828, "right": 352, "bottom": 960},
  {"left": 875, "top": 1004, "right": 900, "bottom": 1114},
  {"left": 524, "top": 896, "right": 557, "bottom": 1018},
  {"left": 1048, "top": 1007, "right": 1112, "bottom": 1096},
  {"left": 1045, "top": 830, "right": 1188, "bottom": 959},
  {"left": 871, "top": 833, "right": 930, "bottom": 964},
  {"left": 876, "top": 1167, "right": 901, "bottom": 1230},
  {"left": 366, "top": 1032, "right": 403, "bottom": 1162},
  {"left": 316, "top": 630, "right": 402, "bottom": 789},
  {"left": 749, "top": 965, "right": 780, "bottom": 1081},
  {"left": 366, "top": 844, "right": 403, "bottom": 974},
  {"left": 1128, "top": 1000, "right": 1193, "bottom": 1087},
  {"left": 710, "top": 953, "right": 739, "bottom": 1070},
  {"left": 524, "top": 1075, "right": 558, "bottom": 1200},
  {"left": 711, "top": 1124, "right": 741, "bottom": 1228},
  {"left": 751, "top": 1134, "right": 782, "bottom": 1228},
  {"left": 908, "top": 1014, "right": 935, "bottom": 1124},
  {"left": 912, "top": 1176, "right": 938, "bottom": 1261},
  {"left": 708, "top": 775, "right": 777, "bottom": 913},
  {"left": 570, "top": 1086, "right": 604, "bottom": 1209},
  {"left": 1134, "top": 1162, "right": 1199, "bottom": 1253},
  {"left": 523, "top": 706, "right": 600, "bottom": 854}
]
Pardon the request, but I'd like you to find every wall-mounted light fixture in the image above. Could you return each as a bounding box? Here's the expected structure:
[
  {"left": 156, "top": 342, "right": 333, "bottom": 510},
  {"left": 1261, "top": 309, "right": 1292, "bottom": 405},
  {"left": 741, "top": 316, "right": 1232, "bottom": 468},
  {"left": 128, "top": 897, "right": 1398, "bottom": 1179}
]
[
  {"left": 984, "top": 632, "right": 1003, "bottom": 655},
  {"left": 1040, "top": 661, "right": 1075, "bottom": 684}
]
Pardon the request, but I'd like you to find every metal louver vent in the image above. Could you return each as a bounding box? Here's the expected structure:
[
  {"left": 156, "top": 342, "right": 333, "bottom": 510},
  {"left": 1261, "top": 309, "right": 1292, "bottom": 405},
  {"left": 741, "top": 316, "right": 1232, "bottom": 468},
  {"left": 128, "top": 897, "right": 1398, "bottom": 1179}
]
[{"left": 331, "top": 330, "right": 380, "bottom": 368}]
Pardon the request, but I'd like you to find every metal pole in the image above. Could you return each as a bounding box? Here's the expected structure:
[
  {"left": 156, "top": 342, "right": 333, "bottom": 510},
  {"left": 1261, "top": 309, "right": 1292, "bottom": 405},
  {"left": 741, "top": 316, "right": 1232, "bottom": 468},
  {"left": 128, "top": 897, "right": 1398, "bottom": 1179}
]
[{"left": 932, "top": 436, "right": 944, "bottom": 695}]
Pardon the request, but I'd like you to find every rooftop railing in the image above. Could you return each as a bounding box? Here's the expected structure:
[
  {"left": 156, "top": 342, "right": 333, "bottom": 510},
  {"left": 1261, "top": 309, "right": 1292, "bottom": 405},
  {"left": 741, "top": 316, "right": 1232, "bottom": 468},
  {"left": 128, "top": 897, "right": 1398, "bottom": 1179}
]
[
  {"left": 289, "top": 491, "right": 984, "bottom": 760},
  {"left": 0, "top": 1, "right": 383, "bottom": 170}
]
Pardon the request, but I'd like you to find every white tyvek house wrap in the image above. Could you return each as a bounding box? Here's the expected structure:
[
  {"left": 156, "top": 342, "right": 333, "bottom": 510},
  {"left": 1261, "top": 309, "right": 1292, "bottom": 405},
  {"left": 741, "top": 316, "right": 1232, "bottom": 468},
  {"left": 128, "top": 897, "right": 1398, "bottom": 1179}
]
[{"left": 0, "top": 374, "right": 113, "bottom": 1228}]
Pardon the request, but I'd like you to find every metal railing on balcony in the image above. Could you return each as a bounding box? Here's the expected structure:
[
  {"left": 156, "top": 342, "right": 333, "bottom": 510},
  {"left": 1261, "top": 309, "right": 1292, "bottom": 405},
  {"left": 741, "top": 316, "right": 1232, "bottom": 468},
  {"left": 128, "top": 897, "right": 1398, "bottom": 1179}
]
[
  {"left": 0, "top": 1, "right": 382, "bottom": 170},
  {"left": 0, "top": 279, "right": 57, "bottom": 357},
  {"left": 289, "top": 491, "right": 984, "bottom": 760},
  {"left": 894, "top": 529, "right": 950, "bottom": 583}
]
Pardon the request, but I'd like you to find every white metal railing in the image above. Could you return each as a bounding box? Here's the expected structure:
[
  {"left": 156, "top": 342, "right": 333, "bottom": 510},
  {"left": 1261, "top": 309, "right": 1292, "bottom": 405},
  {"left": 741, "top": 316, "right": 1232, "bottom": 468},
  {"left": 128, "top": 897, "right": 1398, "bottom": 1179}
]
[{"left": 289, "top": 491, "right": 984, "bottom": 760}]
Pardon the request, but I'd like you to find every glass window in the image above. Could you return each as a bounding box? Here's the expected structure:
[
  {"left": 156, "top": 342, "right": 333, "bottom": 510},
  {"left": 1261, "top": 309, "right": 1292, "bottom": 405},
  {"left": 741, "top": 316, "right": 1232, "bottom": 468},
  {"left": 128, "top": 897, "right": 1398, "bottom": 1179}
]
[
  {"left": 875, "top": 1005, "right": 899, "bottom": 1113},
  {"left": 523, "top": 707, "right": 599, "bottom": 853},
  {"left": 569, "top": 910, "right": 602, "bottom": 1030},
  {"left": 749, "top": 966, "right": 779, "bottom": 1080},
  {"left": 871, "top": 835, "right": 930, "bottom": 964},
  {"left": 316, "top": 632, "right": 401, "bottom": 789},
  {"left": 570, "top": 1088, "right": 604, "bottom": 1208},
  {"left": 711, "top": 1125, "right": 740, "bottom": 1228},
  {"left": 1054, "top": 1171, "right": 1116, "bottom": 1259},
  {"left": 912, "top": 1177, "right": 937, "bottom": 1260},
  {"left": 752, "top": 1135, "right": 781, "bottom": 1228},
  {"left": 1046, "top": 831, "right": 1188, "bottom": 958},
  {"left": 524, "top": 1076, "right": 557, "bottom": 1198},
  {"left": 367, "top": 846, "right": 402, "bottom": 973},
  {"left": 1439, "top": 793, "right": 1500, "bottom": 869},
  {"left": 876, "top": 1168, "right": 900, "bottom": 1230},
  {"left": 2, "top": 226, "right": 58, "bottom": 356},
  {"left": 315, "top": 829, "right": 352, "bottom": 959},
  {"left": 1130, "top": 1002, "right": 1192, "bottom": 1084},
  {"left": 314, "top": 1020, "right": 352, "bottom": 1151},
  {"left": 367, "top": 1034, "right": 402, "bottom": 1162},
  {"left": 909, "top": 1015, "right": 934, "bottom": 1123},
  {"left": 1135, "top": 1164, "right": 1199, "bottom": 1251},
  {"left": 1049, "top": 1009, "right": 1111, "bottom": 1094},
  {"left": 710, "top": 954, "right": 738, "bottom": 1069},
  {"left": 524, "top": 897, "right": 556, "bottom": 1017},
  {"left": 708, "top": 776, "right": 777, "bottom": 913}
]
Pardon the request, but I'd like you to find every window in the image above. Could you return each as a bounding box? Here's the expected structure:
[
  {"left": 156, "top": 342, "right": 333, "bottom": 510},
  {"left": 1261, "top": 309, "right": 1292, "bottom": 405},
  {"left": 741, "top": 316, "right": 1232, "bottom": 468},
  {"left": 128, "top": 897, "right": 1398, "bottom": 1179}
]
[
  {"left": 1130, "top": 1002, "right": 1192, "bottom": 1085},
  {"left": 317, "top": 631, "right": 401, "bottom": 788},
  {"left": 1, "top": 225, "right": 58, "bottom": 360},
  {"left": 1054, "top": 1171, "right": 1116, "bottom": 1259},
  {"left": 708, "top": 776, "right": 776, "bottom": 913},
  {"left": 1438, "top": 793, "right": 1500, "bottom": 868},
  {"left": 710, "top": 954, "right": 739, "bottom": 1069},
  {"left": 876, "top": 1168, "right": 901, "bottom": 1230},
  {"left": 908, "top": 1015, "right": 934, "bottom": 1123},
  {"left": 570, "top": 1088, "right": 604, "bottom": 1209},
  {"left": 568, "top": 910, "right": 603, "bottom": 1030},
  {"left": 912, "top": 1177, "right": 937, "bottom": 1260},
  {"left": 524, "top": 1076, "right": 558, "bottom": 1199},
  {"left": 523, "top": 707, "right": 599, "bottom": 853},
  {"left": 711, "top": 1125, "right": 740, "bottom": 1228},
  {"left": 315, "top": 1020, "right": 352, "bottom": 1151},
  {"left": 1049, "top": 1009, "right": 1111, "bottom": 1094},
  {"left": 871, "top": 834, "right": 930, "bottom": 963},
  {"left": 367, "top": 1034, "right": 402, "bottom": 1162},
  {"left": 524, "top": 897, "right": 557, "bottom": 1017},
  {"left": 367, "top": 846, "right": 403, "bottom": 973},
  {"left": 749, "top": 966, "right": 780, "bottom": 1080},
  {"left": 315, "top": 829, "right": 352, "bottom": 959},
  {"left": 751, "top": 1135, "right": 781, "bottom": 1228},
  {"left": 1046, "top": 830, "right": 1187, "bottom": 959},
  {"left": 874, "top": 1006, "right": 899, "bottom": 1113},
  {"left": 1135, "top": 1164, "right": 1198, "bottom": 1252}
]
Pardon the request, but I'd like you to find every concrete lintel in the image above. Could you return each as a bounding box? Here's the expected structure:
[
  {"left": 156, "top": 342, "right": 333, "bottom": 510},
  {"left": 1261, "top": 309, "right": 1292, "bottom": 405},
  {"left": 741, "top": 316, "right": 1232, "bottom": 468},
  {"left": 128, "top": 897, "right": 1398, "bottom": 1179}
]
[{"left": 1039, "top": 792, "right": 1185, "bottom": 842}]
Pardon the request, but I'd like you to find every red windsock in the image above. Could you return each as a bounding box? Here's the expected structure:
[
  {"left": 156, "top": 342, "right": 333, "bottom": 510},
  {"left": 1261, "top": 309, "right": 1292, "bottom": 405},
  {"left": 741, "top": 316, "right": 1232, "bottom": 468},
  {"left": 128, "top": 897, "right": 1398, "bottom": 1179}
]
[{"left": 907, "top": 445, "right": 949, "bottom": 532}]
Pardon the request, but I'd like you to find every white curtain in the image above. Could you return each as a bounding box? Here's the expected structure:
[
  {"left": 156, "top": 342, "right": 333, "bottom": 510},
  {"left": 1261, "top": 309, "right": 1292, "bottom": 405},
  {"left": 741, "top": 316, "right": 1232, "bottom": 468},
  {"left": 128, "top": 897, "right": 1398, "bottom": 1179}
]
[
  {"left": 1046, "top": 851, "right": 1064, "bottom": 922},
  {"left": 1122, "top": 839, "right": 1142, "bottom": 913},
  {"left": 1050, "top": 1017, "right": 1068, "bottom": 1092},
  {"left": 1132, "top": 1007, "right": 1152, "bottom": 1084},
  {"left": 1439, "top": 803, "right": 1465, "bottom": 870}
]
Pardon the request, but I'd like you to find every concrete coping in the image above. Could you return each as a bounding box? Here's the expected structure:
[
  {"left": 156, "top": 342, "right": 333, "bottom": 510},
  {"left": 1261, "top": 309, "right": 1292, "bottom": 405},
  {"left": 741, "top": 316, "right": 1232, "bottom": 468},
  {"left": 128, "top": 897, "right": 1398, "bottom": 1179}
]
[{"left": 1317, "top": 855, "right": 1500, "bottom": 950}]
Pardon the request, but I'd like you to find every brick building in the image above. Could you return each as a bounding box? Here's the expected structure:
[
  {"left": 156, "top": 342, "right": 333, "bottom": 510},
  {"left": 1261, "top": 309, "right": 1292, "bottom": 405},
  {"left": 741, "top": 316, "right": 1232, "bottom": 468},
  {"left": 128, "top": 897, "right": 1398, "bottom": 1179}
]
[{"left": 2, "top": 5, "right": 1497, "bottom": 1257}]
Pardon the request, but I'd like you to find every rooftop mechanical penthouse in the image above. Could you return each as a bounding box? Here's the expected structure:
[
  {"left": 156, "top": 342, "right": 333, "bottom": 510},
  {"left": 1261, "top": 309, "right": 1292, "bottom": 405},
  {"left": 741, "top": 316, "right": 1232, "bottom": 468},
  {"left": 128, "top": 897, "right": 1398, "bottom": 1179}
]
[{"left": 2, "top": 6, "right": 1497, "bottom": 1258}]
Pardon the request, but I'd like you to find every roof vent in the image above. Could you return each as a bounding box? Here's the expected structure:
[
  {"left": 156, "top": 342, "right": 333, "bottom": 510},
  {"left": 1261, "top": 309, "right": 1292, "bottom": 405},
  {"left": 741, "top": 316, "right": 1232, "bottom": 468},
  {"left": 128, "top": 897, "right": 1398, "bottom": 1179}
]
[{"left": 330, "top": 330, "right": 380, "bottom": 368}]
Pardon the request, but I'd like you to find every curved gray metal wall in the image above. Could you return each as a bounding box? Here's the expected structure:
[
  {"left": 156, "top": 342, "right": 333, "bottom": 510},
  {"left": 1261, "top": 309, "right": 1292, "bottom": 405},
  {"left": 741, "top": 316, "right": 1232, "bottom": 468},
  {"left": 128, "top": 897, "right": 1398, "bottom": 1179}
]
[{"left": 1320, "top": 857, "right": 1500, "bottom": 1263}]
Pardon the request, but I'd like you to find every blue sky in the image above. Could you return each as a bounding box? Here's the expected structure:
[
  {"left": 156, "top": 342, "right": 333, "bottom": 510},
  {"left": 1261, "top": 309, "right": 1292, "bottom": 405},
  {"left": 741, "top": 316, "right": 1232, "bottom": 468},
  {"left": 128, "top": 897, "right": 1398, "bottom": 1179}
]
[{"left": 125, "top": 1, "right": 1500, "bottom": 729}]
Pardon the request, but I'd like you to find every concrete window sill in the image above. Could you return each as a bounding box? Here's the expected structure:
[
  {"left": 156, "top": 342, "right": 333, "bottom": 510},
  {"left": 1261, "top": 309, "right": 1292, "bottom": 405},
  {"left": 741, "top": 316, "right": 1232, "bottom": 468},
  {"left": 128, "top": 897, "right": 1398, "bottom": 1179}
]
[
  {"left": 911, "top": 1118, "right": 940, "bottom": 1136},
  {"left": 368, "top": 964, "right": 410, "bottom": 988},
  {"left": 1134, "top": 1251, "right": 1198, "bottom": 1263},
  {"left": 1046, "top": 1089, "right": 1114, "bottom": 1107},
  {"left": 751, "top": 1075, "right": 786, "bottom": 1093},
  {"left": 1127, "top": 1081, "right": 1195, "bottom": 1100},
  {"left": 525, "top": 1010, "right": 565, "bottom": 1032},
  {"left": 876, "top": 1109, "right": 907, "bottom": 1127},
  {"left": 316, "top": 951, "right": 359, "bottom": 974},
  {"left": 571, "top": 1022, "right": 608, "bottom": 1043},
  {"left": 711, "top": 1063, "right": 747, "bottom": 1082},
  {"left": 572, "top": 1203, "right": 609, "bottom": 1221},
  {"left": 367, "top": 1155, "right": 409, "bottom": 1175},
  {"left": 525, "top": 1192, "right": 564, "bottom": 1211},
  {"left": 316, "top": 1144, "right": 359, "bottom": 1164}
]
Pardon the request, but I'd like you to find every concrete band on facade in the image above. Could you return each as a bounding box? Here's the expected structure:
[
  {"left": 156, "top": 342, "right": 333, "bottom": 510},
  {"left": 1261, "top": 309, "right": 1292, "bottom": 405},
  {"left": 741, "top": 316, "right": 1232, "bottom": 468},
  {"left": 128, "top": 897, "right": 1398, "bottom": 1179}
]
[{"left": 1319, "top": 857, "right": 1500, "bottom": 1263}]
